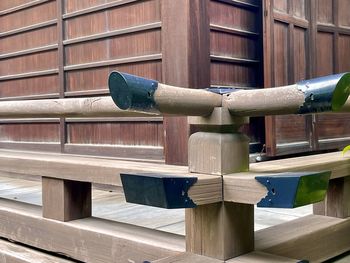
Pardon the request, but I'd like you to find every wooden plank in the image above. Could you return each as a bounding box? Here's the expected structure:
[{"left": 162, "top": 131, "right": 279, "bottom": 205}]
[
  {"left": 0, "top": 19, "right": 57, "bottom": 38},
  {"left": 250, "top": 151, "right": 350, "bottom": 179},
  {"left": 42, "top": 177, "right": 91, "bottom": 221},
  {"left": 64, "top": 54, "right": 162, "bottom": 71},
  {"left": 63, "top": 22, "right": 161, "bottom": 45},
  {"left": 255, "top": 215, "right": 350, "bottom": 262},
  {"left": 227, "top": 251, "right": 304, "bottom": 263},
  {"left": 224, "top": 171, "right": 330, "bottom": 208},
  {"left": 62, "top": 0, "right": 139, "bottom": 19},
  {"left": 313, "top": 176, "right": 350, "bottom": 218},
  {"left": 153, "top": 252, "right": 223, "bottom": 263},
  {"left": 0, "top": 198, "right": 184, "bottom": 262},
  {"left": 0, "top": 238, "right": 74, "bottom": 263}
]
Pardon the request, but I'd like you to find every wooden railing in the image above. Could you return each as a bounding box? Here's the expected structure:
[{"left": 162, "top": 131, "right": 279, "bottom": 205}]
[{"left": 0, "top": 72, "right": 349, "bottom": 262}]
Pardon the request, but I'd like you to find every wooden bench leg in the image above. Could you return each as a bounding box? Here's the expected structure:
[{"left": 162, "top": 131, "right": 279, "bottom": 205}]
[
  {"left": 42, "top": 177, "right": 91, "bottom": 222},
  {"left": 313, "top": 176, "right": 350, "bottom": 218},
  {"left": 186, "top": 128, "right": 254, "bottom": 260}
]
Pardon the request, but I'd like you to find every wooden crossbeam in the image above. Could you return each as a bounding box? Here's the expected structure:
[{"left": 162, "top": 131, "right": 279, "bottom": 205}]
[
  {"left": 250, "top": 151, "right": 350, "bottom": 179},
  {"left": 223, "top": 171, "right": 330, "bottom": 208},
  {"left": 120, "top": 171, "right": 330, "bottom": 208},
  {"left": 0, "top": 198, "right": 184, "bottom": 262},
  {"left": 0, "top": 238, "right": 74, "bottom": 263},
  {"left": 255, "top": 215, "right": 350, "bottom": 262},
  {"left": 152, "top": 252, "right": 304, "bottom": 263},
  {"left": 0, "top": 149, "right": 335, "bottom": 208}
]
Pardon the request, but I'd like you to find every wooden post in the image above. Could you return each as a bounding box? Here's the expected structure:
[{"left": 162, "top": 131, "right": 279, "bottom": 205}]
[
  {"left": 42, "top": 177, "right": 91, "bottom": 222},
  {"left": 313, "top": 176, "right": 350, "bottom": 218},
  {"left": 186, "top": 108, "right": 254, "bottom": 260},
  {"left": 161, "top": 0, "right": 211, "bottom": 165}
]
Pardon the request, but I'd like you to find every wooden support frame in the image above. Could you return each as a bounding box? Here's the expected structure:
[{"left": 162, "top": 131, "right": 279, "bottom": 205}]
[
  {"left": 314, "top": 176, "right": 350, "bottom": 218},
  {"left": 0, "top": 199, "right": 184, "bottom": 262},
  {"left": 161, "top": 0, "right": 211, "bottom": 165},
  {"left": 42, "top": 177, "right": 91, "bottom": 221}
]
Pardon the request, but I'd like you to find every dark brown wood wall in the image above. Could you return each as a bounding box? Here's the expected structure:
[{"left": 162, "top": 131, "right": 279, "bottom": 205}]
[
  {"left": 0, "top": 0, "right": 164, "bottom": 160},
  {"left": 264, "top": 0, "right": 350, "bottom": 156}
]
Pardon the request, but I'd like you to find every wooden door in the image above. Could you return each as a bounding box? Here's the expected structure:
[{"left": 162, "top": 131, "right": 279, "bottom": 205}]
[{"left": 263, "top": 0, "right": 350, "bottom": 156}]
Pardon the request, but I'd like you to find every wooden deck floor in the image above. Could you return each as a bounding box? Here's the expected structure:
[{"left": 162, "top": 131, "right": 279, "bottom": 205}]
[{"left": 0, "top": 175, "right": 349, "bottom": 262}]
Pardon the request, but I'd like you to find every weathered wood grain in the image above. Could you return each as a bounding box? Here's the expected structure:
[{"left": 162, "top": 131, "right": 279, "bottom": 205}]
[
  {"left": 256, "top": 215, "right": 350, "bottom": 262},
  {"left": 0, "top": 238, "right": 74, "bottom": 263},
  {"left": 0, "top": 198, "right": 184, "bottom": 263}
]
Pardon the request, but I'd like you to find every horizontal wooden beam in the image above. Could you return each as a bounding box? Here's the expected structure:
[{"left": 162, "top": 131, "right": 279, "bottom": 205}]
[
  {"left": 0, "top": 199, "right": 184, "bottom": 262},
  {"left": 121, "top": 173, "right": 222, "bottom": 208},
  {"left": 227, "top": 252, "right": 305, "bottom": 263},
  {"left": 0, "top": 149, "right": 188, "bottom": 185},
  {"left": 255, "top": 215, "right": 350, "bottom": 262},
  {"left": 0, "top": 238, "right": 74, "bottom": 263},
  {"left": 0, "top": 96, "right": 157, "bottom": 118},
  {"left": 62, "top": 0, "right": 138, "bottom": 19},
  {"left": 153, "top": 252, "right": 223, "bottom": 262},
  {"left": 0, "top": 69, "right": 58, "bottom": 81},
  {"left": 0, "top": 0, "right": 53, "bottom": 16},
  {"left": 0, "top": 19, "right": 57, "bottom": 38},
  {"left": 0, "top": 44, "right": 58, "bottom": 60},
  {"left": 224, "top": 171, "right": 330, "bottom": 208},
  {"left": 64, "top": 54, "right": 162, "bottom": 71},
  {"left": 250, "top": 151, "right": 350, "bottom": 179},
  {"left": 63, "top": 22, "right": 161, "bottom": 45},
  {"left": 120, "top": 171, "right": 330, "bottom": 208},
  {"left": 152, "top": 251, "right": 304, "bottom": 263}
]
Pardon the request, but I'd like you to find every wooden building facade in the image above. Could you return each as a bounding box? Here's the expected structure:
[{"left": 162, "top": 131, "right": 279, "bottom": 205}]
[{"left": 0, "top": 0, "right": 349, "bottom": 164}]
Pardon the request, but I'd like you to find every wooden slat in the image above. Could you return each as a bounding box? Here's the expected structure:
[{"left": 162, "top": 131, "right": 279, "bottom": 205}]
[
  {"left": 250, "top": 151, "right": 350, "bottom": 179},
  {"left": 62, "top": 0, "right": 139, "bottom": 19},
  {"left": 0, "top": 44, "right": 58, "bottom": 59},
  {"left": 0, "top": 238, "right": 74, "bottom": 263},
  {"left": 227, "top": 251, "right": 303, "bottom": 263},
  {"left": 215, "top": 0, "right": 259, "bottom": 10},
  {"left": 0, "top": 198, "right": 184, "bottom": 262},
  {"left": 0, "top": 0, "right": 54, "bottom": 16},
  {"left": 0, "top": 93, "right": 60, "bottom": 102},
  {"left": 63, "top": 22, "right": 161, "bottom": 45},
  {"left": 0, "top": 69, "right": 58, "bottom": 81},
  {"left": 210, "top": 55, "right": 260, "bottom": 64},
  {"left": 0, "top": 19, "right": 57, "bottom": 38},
  {"left": 255, "top": 215, "right": 350, "bottom": 262},
  {"left": 153, "top": 252, "right": 223, "bottom": 263},
  {"left": 210, "top": 24, "right": 259, "bottom": 37},
  {"left": 63, "top": 54, "right": 162, "bottom": 71}
]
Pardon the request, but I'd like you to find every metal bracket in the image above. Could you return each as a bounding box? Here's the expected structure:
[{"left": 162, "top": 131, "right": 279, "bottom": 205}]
[
  {"left": 121, "top": 173, "right": 197, "bottom": 209},
  {"left": 256, "top": 171, "right": 331, "bottom": 208}
]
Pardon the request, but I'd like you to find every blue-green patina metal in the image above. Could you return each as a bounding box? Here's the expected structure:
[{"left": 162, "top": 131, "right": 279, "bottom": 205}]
[
  {"left": 297, "top": 72, "right": 350, "bottom": 114},
  {"left": 121, "top": 173, "right": 197, "bottom": 209},
  {"left": 108, "top": 71, "right": 158, "bottom": 111},
  {"left": 256, "top": 171, "right": 331, "bottom": 208}
]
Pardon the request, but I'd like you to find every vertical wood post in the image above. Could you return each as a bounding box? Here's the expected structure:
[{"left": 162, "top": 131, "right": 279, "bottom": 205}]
[
  {"left": 186, "top": 109, "right": 254, "bottom": 260},
  {"left": 161, "top": 0, "right": 210, "bottom": 165},
  {"left": 313, "top": 176, "right": 350, "bottom": 218},
  {"left": 42, "top": 177, "right": 91, "bottom": 222}
]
